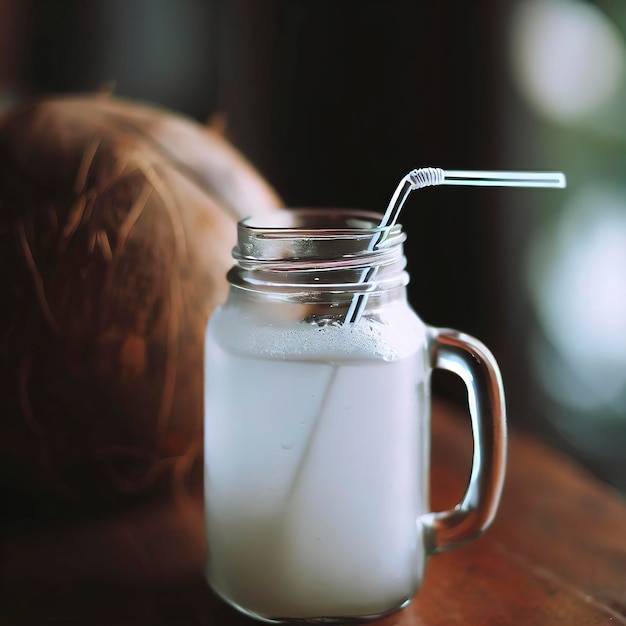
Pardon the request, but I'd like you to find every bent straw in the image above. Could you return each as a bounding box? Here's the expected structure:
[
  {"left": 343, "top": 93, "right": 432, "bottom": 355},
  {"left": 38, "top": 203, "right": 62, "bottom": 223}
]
[{"left": 344, "top": 167, "right": 567, "bottom": 325}]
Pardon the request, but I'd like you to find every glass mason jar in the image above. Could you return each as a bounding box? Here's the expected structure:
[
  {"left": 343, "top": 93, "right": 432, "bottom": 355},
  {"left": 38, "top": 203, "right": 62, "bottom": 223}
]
[{"left": 204, "top": 209, "right": 506, "bottom": 624}]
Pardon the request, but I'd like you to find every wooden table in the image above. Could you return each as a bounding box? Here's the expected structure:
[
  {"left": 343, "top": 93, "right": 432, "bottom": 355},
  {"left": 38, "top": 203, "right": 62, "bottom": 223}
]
[{"left": 2, "top": 402, "right": 626, "bottom": 625}]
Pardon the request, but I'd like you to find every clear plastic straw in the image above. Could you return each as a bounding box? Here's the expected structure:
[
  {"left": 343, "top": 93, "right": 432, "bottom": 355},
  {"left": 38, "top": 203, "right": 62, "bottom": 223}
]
[
  {"left": 344, "top": 167, "right": 567, "bottom": 325},
  {"left": 443, "top": 170, "right": 566, "bottom": 188}
]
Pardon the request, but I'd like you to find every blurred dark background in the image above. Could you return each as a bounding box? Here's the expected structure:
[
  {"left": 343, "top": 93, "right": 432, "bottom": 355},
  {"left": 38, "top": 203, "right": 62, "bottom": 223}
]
[{"left": 1, "top": 0, "right": 625, "bottom": 492}]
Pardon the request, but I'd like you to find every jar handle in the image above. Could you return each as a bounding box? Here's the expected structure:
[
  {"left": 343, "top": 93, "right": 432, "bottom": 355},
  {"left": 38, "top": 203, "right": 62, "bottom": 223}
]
[{"left": 420, "top": 328, "right": 507, "bottom": 554}]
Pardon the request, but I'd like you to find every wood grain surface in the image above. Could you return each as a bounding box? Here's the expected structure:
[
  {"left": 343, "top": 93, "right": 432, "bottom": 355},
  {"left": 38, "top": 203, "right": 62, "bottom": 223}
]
[{"left": 2, "top": 401, "right": 625, "bottom": 625}]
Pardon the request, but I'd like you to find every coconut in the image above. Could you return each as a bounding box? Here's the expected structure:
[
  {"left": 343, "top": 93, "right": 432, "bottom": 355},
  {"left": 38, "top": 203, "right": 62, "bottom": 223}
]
[{"left": 0, "top": 94, "right": 281, "bottom": 519}]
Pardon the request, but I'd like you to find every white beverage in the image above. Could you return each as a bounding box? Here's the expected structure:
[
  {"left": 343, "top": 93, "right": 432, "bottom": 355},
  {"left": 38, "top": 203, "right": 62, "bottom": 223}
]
[{"left": 204, "top": 301, "right": 430, "bottom": 620}]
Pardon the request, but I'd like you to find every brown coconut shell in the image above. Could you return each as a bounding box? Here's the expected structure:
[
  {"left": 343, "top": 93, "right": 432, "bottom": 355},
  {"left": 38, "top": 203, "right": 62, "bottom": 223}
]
[{"left": 0, "top": 94, "right": 281, "bottom": 519}]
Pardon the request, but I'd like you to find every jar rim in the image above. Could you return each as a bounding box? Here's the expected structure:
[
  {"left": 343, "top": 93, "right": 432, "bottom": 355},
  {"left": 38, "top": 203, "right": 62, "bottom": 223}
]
[
  {"left": 235, "top": 208, "right": 405, "bottom": 264},
  {"left": 239, "top": 208, "right": 397, "bottom": 235},
  {"left": 229, "top": 209, "right": 409, "bottom": 302}
]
